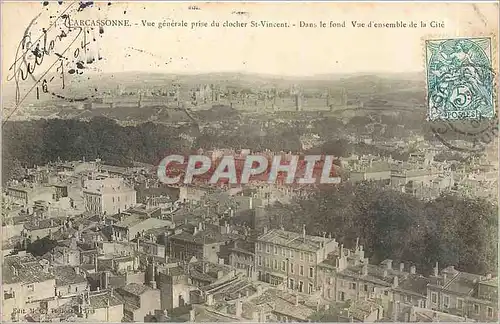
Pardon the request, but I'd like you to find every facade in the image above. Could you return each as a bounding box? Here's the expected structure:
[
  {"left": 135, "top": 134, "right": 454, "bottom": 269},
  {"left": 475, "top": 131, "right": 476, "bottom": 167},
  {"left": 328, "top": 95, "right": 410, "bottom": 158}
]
[
  {"left": 2, "top": 254, "right": 57, "bottom": 321},
  {"left": 116, "top": 283, "right": 161, "bottom": 322},
  {"left": 427, "top": 265, "right": 498, "bottom": 322},
  {"left": 83, "top": 178, "right": 137, "bottom": 215},
  {"left": 254, "top": 228, "right": 337, "bottom": 293}
]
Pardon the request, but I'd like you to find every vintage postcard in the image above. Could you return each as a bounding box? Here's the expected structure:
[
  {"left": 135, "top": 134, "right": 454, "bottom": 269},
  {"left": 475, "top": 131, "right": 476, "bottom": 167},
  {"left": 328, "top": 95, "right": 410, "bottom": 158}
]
[{"left": 1, "top": 1, "right": 498, "bottom": 323}]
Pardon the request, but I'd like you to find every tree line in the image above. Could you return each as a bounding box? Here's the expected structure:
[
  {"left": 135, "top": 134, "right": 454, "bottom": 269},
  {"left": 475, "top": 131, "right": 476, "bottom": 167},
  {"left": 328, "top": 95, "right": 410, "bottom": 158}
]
[{"left": 265, "top": 181, "right": 497, "bottom": 275}]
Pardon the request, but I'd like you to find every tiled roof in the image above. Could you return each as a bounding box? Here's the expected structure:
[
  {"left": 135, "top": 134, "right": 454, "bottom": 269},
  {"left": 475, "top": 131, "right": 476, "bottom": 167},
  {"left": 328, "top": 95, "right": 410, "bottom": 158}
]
[
  {"left": 3, "top": 254, "right": 55, "bottom": 284},
  {"left": 119, "top": 283, "right": 152, "bottom": 296},
  {"left": 257, "top": 229, "right": 334, "bottom": 252},
  {"left": 52, "top": 266, "right": 87, "bottom": 287}
]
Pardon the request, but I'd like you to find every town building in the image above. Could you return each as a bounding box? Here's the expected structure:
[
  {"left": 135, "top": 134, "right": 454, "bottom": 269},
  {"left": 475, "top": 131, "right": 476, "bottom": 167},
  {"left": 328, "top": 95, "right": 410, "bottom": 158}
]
[
  {"left": 427, "top": 264, "right": 498, "bottom": 322},
  {"left": 254, "top": 227, "right": 337, "bottom": 293},
  {"left": 83, "top": 178, "right": 137, "bottom": 215}
]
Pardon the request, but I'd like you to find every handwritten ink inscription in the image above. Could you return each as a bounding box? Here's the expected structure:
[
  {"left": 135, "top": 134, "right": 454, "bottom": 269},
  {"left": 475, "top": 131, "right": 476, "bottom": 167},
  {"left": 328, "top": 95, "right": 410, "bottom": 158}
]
[{"left": 6, "top": 1, "right": 104, "bottom": 113}]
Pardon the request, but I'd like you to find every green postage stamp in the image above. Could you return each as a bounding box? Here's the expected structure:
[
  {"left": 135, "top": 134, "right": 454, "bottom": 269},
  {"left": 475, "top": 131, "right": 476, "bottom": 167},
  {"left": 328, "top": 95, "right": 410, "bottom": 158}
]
[{"left": 426, "top": 37, "right": 496, "bottom": 121}]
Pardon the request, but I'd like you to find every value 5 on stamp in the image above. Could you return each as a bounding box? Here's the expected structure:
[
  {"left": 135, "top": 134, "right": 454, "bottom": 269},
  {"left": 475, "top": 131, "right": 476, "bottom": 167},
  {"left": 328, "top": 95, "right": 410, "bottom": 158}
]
[{"left": 426, "top": 37, "right": 496, "bottom": 121}]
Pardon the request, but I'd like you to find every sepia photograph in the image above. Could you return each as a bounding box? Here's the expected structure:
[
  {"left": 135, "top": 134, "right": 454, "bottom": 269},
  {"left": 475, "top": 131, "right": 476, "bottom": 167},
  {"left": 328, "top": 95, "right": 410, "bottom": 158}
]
[{"left": 1, "top": 1, "right": 498, "bottom": 323}]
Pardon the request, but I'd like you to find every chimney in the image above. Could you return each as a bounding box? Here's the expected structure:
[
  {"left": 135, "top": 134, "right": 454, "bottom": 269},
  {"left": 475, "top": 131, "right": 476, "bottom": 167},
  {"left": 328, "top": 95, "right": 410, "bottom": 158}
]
[
  {"left": 198, "top": 222, "right": 203, "bottom": 232},
  {"left": 410, "top": 265, "right": 416, "bottom": 275},
  {"left": 150, "top": 280, "right": 157, "bottom": 289},
  {"left": 486, "top": 273, "right": 492, "bottom": 280},
  {"left": 94, "top": 254, "right": 98, "bottom": 272},
  {"left": 399, "top": 262, "right": 404, "bottom": 272},
  {"left": 433, "top": 262, "right": 439, "bottom": 277},
  {"left": 362, "top": 264, "right": 368, "bottom": 276},
  {"left": 340, "top": 244, "right": 344, "bottom": 257},
  {"left": 302, "top": 224, "right": 306, "bottom": 240},
  {"left": 443, "top": 273, "right": 448, "bottom": 285},
  {"left": 383, "top": 269, "right": 388, "bottom": 278},
  {"left": 263, "top": 226, "right": 268, "bottom": 234},
  {"left": 189, "top": 309, "right": 195, "bottom": 322},
  {"left": 236, "top": 300, "right": 243, "bottom": 317},
  {"left": 295, "top": 295, "right": 299, "bottom": 306},
  {"left": 393, "top": 276, "right": 399, "bottom": 288},
  {"left": 75, "top": 267, "right": 80, "bottom": 275},
  {"left": 385, "top": 259, "right": 393, "bottom": 270}
]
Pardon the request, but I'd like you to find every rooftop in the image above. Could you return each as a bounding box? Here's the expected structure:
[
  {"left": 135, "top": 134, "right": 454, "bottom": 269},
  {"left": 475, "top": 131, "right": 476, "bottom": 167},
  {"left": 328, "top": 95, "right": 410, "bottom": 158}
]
[
  {"left": 119, "top": 283, "right": 153, "bottom": 296},
  {"left": 52, "top": 266, "right": 87, "bottom": 286},
  {"left": 257, "top": 229, "right": 334, "bottom": 252},
  {"left": 3, "top": 254, "right": 56, "bottom": 284}
]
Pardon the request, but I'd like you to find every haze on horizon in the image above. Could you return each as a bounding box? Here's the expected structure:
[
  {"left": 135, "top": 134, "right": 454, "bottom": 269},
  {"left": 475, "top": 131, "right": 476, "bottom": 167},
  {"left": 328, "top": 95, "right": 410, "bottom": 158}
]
[{"left": 1, "top": 2, "right": 498, "bottom": 80}]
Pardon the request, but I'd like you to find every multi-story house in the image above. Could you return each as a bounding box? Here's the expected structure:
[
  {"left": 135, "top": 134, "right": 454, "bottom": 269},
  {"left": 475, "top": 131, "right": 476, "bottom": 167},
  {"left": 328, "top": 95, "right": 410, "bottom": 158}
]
[
  {"left": 427, "top": 264, "right": 498, "bottom": 322},
  {"left": 2, "top": 253, "right": 56, "bottom": 321},
  {"left": 254, "top": 227, "right": 337, "bottom": 294},
  {"left": 168, "top": 222, "right": 241, "bottom": 264},
  {"left": 83, "top": 178, "right": 136, "bottom": 215}
]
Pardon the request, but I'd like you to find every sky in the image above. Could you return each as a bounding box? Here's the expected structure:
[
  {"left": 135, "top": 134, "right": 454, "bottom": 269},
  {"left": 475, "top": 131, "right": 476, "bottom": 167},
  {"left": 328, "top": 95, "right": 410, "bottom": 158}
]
[{"left": 1, "top": 1, "right": 499, "bottom": 78}]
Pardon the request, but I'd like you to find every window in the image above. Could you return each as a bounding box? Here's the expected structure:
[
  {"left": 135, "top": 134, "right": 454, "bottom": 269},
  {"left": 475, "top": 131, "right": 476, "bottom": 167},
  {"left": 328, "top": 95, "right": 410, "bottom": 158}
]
[
  {"left": 298, "top": 281, "right": 304, "bottom": 293},
  {"left": 474, "top": 304, "right": 479, "bottom": 314},
  {"left": 290, "top": 263, "right": 294, "bottom": 274},
  {"left": 329, "top": 277, "right": 334, "bottom": 285},
  {"left": 308, "top": 283, "right": 313, "bottom": 294},
  {"left": 289, "top": 278, "right": 295, "bottom": 290},
  {"left": 300, "top": 265, "right": 304, "bottom": 276},
  {"left": 405, "top": 295, "right": 412, "bottom": 303},
  {"left": 4, "top": 290, "right": 14, "bottom": 299},
  {"left": 281, "top": 248, "right": 286, "bottom": 256},
  {"left": 258, "top": 256, "right": 262, "bottom": 266},
  {"left": 309, "top": 253, "right": 314, "bottom": 262},
  {"left": 309, "top": 267, "right": 314, "bottom": 278},
  {"left": 364, "top": 284, "right": 368, "bottom": 292},
  {"left": 273, "top": 260, "right": 278, "bottom": 270},
  {"left": 384, "top": 291, "right": 389, "bottom": 296},
  {"left": 274, "top": 246, "right": 278, "bottom": 255},
  {"left": 27, "top": 284, "right": 35, "bottom": 292},
  {"left": 257, "top": 243, "right": 262, "bottom": 251},
  {"left": 281, "top": 261, "right": 286, "bottom": 271},
  {"left": 300, "top": 252, "right": 304, "bottom": 261},
  {"left": 487, "top": 307, "right": 493, "bottom": 318},
  {"left": 431, "top": 292, "right": 437, "bottom": 304},
  {"left": 340, "top": 280, "right": 345, "bottom": 287},
  {"left": 265, "top": 258, "right": 270, "bottom": 267},
  {"left": 327, "top": 288, "right": 331, "bottom": 298},
  {"left": 289, "top": 249, "right": 293, "bottom": 258},
  {"left": 443, "top": 295, "right": 449, "bottom": 308},
  {"left": 457, "top": 298, "right": 463, "bottom": 309},
  {"left": 350, "top": 282, "right": 356, "bottom": 290},
  {"left": 266, "top": 244, "right": 270, "bottom": 254}
]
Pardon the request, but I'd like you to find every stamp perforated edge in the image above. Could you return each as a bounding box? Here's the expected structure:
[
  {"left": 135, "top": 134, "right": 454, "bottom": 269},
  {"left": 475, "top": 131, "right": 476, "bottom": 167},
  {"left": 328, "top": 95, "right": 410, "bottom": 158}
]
[{"left": 422, "top": 31, "right": 499, "bottom": 122}]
